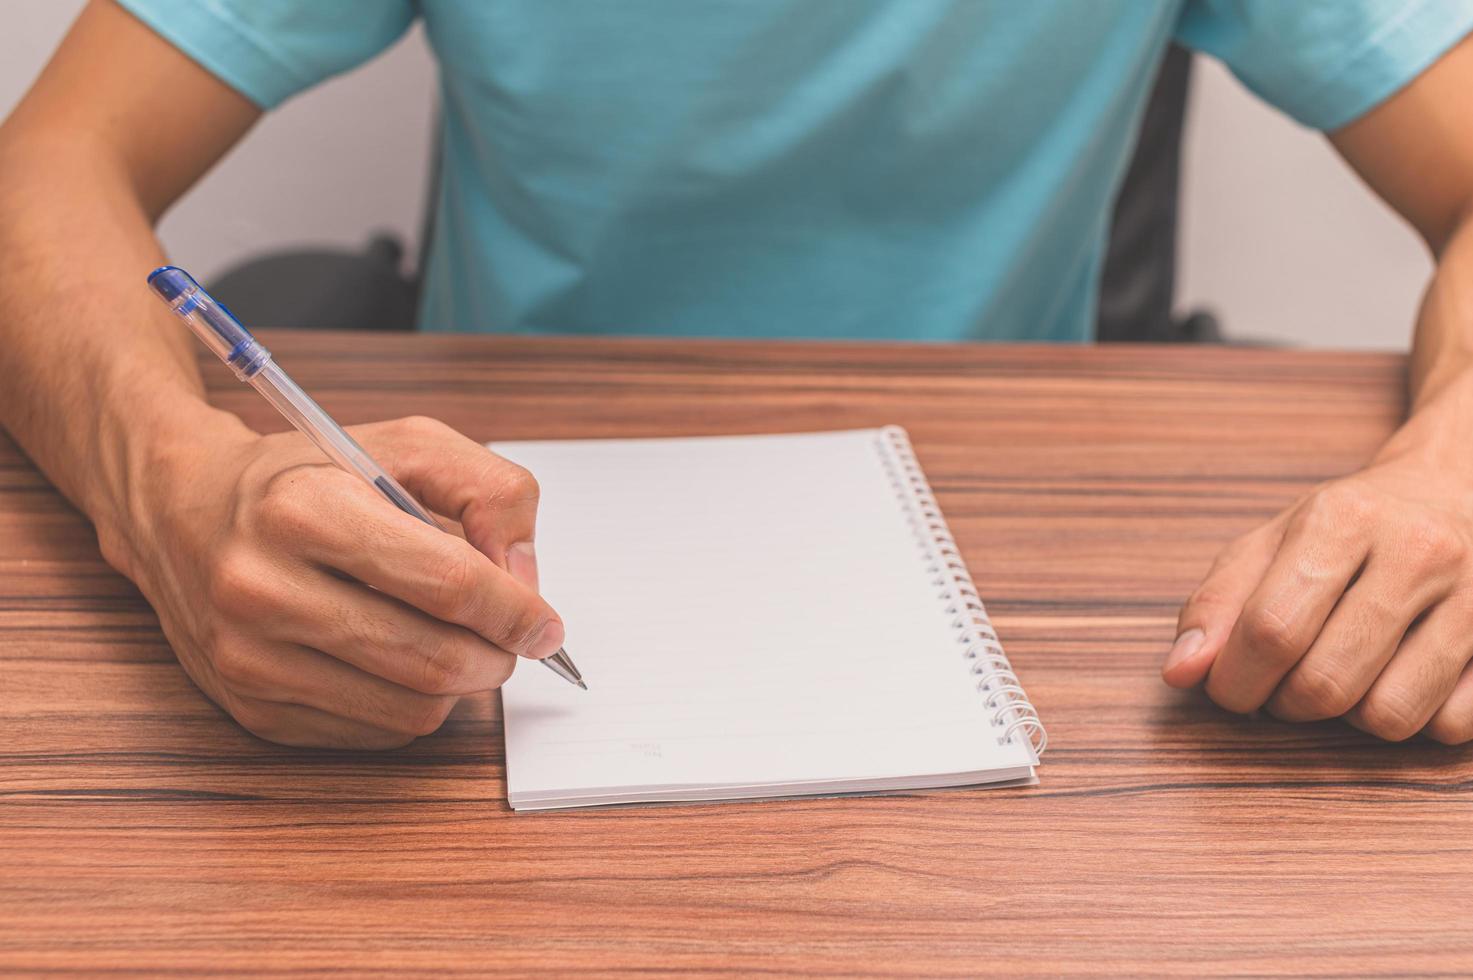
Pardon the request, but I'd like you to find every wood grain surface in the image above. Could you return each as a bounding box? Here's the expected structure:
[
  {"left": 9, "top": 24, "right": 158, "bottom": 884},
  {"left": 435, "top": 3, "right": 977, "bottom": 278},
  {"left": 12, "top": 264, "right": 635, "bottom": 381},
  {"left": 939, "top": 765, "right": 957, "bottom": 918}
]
[{"left": 3, "top": 333, "right": 1469, "bottom": 977}]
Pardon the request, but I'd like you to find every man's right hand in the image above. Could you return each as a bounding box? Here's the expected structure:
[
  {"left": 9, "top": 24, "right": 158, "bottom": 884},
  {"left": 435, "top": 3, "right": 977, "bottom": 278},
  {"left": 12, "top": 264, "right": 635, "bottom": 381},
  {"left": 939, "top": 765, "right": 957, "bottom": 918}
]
[
  {"left": 0, "top": 5, "right": 564, "bottom": 749},
  {"left": 111, "top": 414, "right": 564, "bottom": 749}
]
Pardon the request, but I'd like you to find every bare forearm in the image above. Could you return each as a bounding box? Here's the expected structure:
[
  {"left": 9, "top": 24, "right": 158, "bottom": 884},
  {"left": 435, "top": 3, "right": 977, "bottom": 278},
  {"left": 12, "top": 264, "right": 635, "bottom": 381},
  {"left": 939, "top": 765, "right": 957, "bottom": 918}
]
[
  {"left": 1409, "top": 210, "right": 1473, "bottom": 410},
  {"left": 0, "top": 131, "right": 250, "bottom": 572}
]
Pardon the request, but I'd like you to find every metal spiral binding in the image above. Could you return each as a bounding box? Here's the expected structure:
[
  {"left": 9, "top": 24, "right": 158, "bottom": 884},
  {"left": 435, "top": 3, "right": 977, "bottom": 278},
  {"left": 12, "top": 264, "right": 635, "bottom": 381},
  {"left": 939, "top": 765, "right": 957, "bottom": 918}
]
[{"left": 875, "top": 426, "right": 1047, "bottom": 755}]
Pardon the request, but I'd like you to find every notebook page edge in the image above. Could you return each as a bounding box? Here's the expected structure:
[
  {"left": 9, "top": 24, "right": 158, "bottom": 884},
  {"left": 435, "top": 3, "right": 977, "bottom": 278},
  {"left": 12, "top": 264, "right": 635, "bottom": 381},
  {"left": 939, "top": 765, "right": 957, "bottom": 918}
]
[{"left": 508, "top": 765, "right": 1039, "bottom": 811}]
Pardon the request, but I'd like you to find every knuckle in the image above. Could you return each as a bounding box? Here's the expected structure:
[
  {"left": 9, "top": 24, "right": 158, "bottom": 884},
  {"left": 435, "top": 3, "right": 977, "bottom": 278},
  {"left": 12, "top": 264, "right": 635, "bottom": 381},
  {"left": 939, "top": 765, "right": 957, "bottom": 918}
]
[
  {"left": 207, "top": 549, "right": 274, "bottom": 617},
  {"left": 257, "top": 465, "right": 357, "bottom": 540},
  {"left": 430, "top": 547, "right": 480, "bottom": 622},
  {"left": 1307, "top": 484, "right": 1373, "bottom": 528},
  {"left": 212, "top": 641, "right": 269, "bottom": 691},
  {"left": 1287, "top": 551, "right": 1334, "bottom": 588},
  {"left": 401, "top": 415, "right": 453, "bottom": 440},
  {"left": 416, "top": 633, "right": 472, "bottom": 694},
  {"left": 1357, "top": 689, "right": 1422, "bottom": 742},
  {"left": 1178, "top": 586, "right": 1226, "bottom": 633},
  {"left": 257, "top": 466, "right": 318, "bottom": 532},
  {"left": 1281, "top": 662, "right": 1356, "bottom": 720},
  {"left": 479, "top": 459, "right": 540, "bottom": 514},
  {"left": 399, "top": 694, "right": 458, "bottom": 737},
  {"left": 238, "top": 448, "right": 293, "bottom": 498},
  {"left": 1423, "top": 712, "right": 1473, "bottom": 746},
  {"left": 1238, "top": 606, "right": 1300, "bottom": 665},
  {"left": 1400, "top": 519, "right": 1464, "bottom": 571},
  {"left": 228, "top": 698, "right": 277, "bottom": 740},
  {"left": 498, "top": 464, "right": 540, "bottom": 504}
]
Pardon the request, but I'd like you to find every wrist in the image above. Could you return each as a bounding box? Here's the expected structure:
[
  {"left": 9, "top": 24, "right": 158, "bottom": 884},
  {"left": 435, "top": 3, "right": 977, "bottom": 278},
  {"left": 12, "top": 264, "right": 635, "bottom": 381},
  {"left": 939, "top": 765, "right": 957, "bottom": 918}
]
[
  {"left": 92, "top": 392, "right": 257, "bottom": 582},
  {"left": 1376, "top": 365, "right": 1473, "bottom": 476}
]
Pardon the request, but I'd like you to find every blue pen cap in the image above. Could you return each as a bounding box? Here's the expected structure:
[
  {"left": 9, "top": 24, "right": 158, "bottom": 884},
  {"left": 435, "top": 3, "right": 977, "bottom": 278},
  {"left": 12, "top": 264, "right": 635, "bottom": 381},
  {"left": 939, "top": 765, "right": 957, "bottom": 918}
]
[
  {"left": 147, "top": 265, "right": 271, "bottom": 379},
  {"left": 147, "top": 265, "right": 194, "bottom": 303}
]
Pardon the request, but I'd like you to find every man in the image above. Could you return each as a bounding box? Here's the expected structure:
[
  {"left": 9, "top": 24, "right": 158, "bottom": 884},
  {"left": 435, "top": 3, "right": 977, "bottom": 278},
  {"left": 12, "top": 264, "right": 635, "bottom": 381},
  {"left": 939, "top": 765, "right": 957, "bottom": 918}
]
[{"left": 2, "top": 0, "right": 1472, "bottom": 749}]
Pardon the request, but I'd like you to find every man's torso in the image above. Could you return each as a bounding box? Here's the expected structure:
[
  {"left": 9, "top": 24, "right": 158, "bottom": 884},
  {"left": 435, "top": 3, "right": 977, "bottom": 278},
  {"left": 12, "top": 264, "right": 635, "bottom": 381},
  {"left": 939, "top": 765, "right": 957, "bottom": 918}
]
[{"left": 416, "top": 0, "right": 1180, "bottom": 341}]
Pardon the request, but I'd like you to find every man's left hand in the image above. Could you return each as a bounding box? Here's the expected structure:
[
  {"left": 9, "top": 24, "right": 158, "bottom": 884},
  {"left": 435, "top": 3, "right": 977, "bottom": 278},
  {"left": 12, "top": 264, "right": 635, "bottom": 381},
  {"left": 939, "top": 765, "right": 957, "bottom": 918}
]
[{"left": 1164, "top": 374, "right": 1473, "bottom": 744}]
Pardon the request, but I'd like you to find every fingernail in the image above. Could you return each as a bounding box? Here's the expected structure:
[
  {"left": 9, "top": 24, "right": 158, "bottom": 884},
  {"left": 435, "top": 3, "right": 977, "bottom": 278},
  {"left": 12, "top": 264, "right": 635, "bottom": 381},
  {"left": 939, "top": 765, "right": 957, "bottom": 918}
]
[
  {"left": 528, "top": 617, "right": 565, "bottom": 660},
  {"left": 507, "top": 540, "right": 539, "bottom": 591},
  {"left": 1164, "top": 627, "right": 1206, "bottom": 672}
]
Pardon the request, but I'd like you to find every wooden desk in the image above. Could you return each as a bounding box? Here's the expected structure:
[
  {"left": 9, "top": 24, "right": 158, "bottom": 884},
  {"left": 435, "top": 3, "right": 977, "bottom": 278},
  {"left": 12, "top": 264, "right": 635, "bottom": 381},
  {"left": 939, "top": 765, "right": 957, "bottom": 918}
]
[{"left": 3, "top": 334, "right": 1469, "bottom": 976}]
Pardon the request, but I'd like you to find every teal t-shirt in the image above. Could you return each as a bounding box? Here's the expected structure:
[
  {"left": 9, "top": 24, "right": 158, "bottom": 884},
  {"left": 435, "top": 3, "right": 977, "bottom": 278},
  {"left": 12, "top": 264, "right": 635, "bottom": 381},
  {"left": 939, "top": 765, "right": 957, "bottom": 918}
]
[{"left": 120, "top": 0, "right": 1473, "bottom": 341}]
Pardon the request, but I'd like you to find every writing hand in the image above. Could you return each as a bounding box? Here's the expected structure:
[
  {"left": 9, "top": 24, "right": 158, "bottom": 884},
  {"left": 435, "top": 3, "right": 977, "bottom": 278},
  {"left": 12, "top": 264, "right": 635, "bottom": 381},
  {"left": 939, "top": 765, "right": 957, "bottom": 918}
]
[{"left": 116, "top": 415, "right": 562, "bottom": 748}]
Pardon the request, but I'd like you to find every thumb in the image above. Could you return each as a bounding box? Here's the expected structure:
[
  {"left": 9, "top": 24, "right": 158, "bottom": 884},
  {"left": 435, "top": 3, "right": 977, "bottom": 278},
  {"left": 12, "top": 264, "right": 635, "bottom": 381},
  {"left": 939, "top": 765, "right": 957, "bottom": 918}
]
[
  {"left": 361, "top": 417, "right": 541, "bottom": 582},
  {"left": 1164, "top": 523, "right": 1282, "bottom": 689}
]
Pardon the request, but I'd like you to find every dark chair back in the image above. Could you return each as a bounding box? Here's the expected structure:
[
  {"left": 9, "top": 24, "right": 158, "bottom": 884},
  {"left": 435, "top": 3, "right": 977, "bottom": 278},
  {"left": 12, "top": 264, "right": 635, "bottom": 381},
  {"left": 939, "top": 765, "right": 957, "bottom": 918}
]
[{"left": 1097, "top": 44, "right": 1220, "bottom": 343}]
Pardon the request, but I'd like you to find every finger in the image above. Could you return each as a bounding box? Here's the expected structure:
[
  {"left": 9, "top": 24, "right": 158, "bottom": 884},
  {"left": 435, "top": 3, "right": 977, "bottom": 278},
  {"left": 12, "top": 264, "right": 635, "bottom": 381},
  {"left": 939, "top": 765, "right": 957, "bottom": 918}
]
[
  {"left": 1266, "top": 563, "right": 1448, "bottom": 724},
  {"left": 215, "top": 639, "right": 464, "bottom": 738},
  {"left": 1337, "top": 600, "right": 1473, "bottom": 741},
  {"left": 360, "top": 417, "right": 541, "bottom": 576},
  {"left": 1424, "top": 654, "right": 1473, "bottom": 744},
  {"left": 1203, "top": 507, "right": 1368, "bottom": 712},
  {"left": 263, "top": 570, "right": 518, "bottom": 695},
  {"left": 265, "top": 472, "right": 564, "bottom": 659},
  {"left": 1165, "top": 523, "right": 1283, "bottom": 689},
  {"left": 226, "top": 695, "right": 417, "bottom": 751}
]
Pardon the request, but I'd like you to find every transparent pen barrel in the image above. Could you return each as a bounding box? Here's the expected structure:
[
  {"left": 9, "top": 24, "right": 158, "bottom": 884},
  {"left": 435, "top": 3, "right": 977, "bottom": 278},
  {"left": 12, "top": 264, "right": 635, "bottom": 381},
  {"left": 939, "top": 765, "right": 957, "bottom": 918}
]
[{"left": 248, "top": 360, "right": 439, "bottom": 527}]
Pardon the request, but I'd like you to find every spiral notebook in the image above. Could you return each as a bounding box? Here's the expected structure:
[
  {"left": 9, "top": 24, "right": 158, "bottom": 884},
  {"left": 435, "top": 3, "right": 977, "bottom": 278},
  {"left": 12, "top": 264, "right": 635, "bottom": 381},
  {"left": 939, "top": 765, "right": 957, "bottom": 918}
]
[{"left": 492, "top": 428, "right": 1045, "bottom": 811}]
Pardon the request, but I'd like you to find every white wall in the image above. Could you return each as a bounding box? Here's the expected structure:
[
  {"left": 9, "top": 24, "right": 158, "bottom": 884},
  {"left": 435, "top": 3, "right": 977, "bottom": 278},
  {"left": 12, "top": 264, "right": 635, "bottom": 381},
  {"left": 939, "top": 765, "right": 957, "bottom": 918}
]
[
  {"left": 1176, "top": 58, "right": 1431, "bottom": 349},
  {"left": 159, "top": 26, "right": 437, "bottom": 282},
  {"left": 2, "top": 2, "right": 1434, "bottom": 350},
  {"left": 0, "top": 0, "right": 436, "bottom": 281}
]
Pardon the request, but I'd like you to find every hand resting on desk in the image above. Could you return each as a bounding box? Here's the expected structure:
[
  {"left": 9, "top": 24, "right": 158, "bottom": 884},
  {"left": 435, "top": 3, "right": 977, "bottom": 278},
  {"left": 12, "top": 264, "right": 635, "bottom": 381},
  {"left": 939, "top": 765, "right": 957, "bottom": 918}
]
[
  {"left": 116, "top": 415, "right": 564, "bottom": 748},
  {"left": 1162, "top": 30, "right": 1473, "bottom": 746},
  {"left": 1165, "top": 373, "right": 1473, "bottom": 744}
]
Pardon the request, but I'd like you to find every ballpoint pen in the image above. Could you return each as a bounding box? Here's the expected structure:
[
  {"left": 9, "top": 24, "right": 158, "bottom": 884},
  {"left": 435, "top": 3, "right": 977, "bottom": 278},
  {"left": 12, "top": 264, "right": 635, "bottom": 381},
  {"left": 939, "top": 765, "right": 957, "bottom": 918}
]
[{"left": 146, "top": 265, "right": 585, "bottom": 690}]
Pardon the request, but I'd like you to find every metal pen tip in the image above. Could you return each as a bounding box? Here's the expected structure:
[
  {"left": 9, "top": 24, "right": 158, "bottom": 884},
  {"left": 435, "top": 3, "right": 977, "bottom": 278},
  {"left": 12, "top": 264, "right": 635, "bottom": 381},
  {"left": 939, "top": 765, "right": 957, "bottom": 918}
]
[{"left": 540, "top": 647, "right": 586, "bottom": 689}]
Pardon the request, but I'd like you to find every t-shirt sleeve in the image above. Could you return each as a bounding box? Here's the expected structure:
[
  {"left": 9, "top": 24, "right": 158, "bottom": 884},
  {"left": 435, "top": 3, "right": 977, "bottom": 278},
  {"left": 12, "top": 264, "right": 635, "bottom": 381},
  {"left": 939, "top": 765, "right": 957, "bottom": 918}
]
[
  {"left": 114, "top": 0, "right": 417, "bottom": 110},
  {"left": 1176, "top": 0, "right": 1473, "bottom": 130}
]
